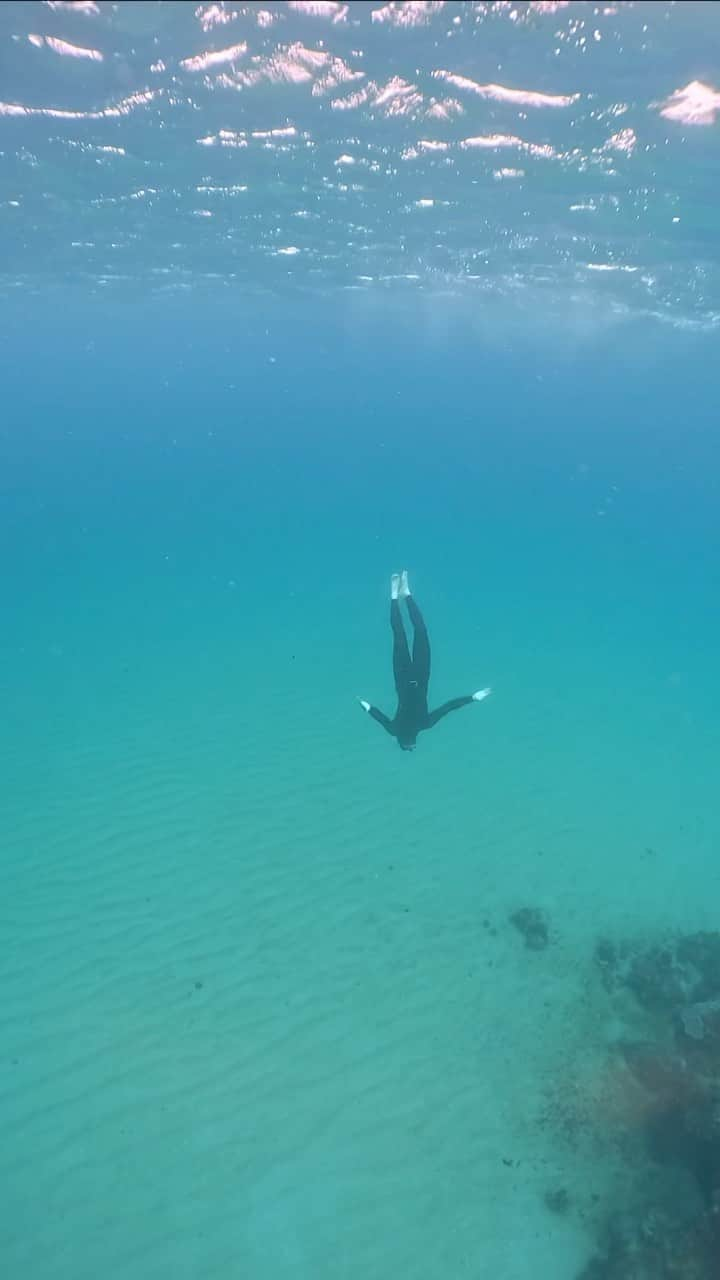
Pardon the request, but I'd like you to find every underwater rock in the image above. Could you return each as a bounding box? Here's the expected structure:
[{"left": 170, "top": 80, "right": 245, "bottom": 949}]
[
  {"left": 677, "top": 998, "right": 720, "bottom": 1046},
  {"left": 543, "top": 1186, "right": 571, "bottom": 1214},
  {"left": 645, "top": 1094, "right": 720, "bottom": 1206},
  {"left": 675, "top": 933, "right": 720, "bottom": 1002},
  {"left": 594, "top": 937, "right": 619, "bottom": 991},
  {"left": 619, "top": 1041, "right": 696, "bottom": 1105},
  {"left": 577, "top": 1203, "right": 720, "bottom": 1279},
  {"left": 593, "top": 931, "right": 720, "bottom": 1015},
  {"left": 626, "top": 945, "right": 698, "bottom": 1013},
  {"left": 509, "top": 906, "right": 549, "bottom": 950},
  {"left": 574, "top": 930, "right": 720, "bottom": 1277}
]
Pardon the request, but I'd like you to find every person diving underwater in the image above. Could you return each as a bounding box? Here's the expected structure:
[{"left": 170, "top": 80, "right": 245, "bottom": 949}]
[{"left": 358, "top": 571, "right": 491, "bottom": 752}]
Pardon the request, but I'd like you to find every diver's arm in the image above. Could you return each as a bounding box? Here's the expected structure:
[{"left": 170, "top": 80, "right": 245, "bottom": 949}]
[
  {"left": 357, "top": 699, "right": 395, "bottom": 736},
  {"left": 426, "top": 688, "right": 491, "bottom": 729}
]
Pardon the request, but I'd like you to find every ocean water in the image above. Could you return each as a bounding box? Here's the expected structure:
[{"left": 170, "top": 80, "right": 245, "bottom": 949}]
[{"left": 2, "top": 3, "right": 720, "bottom": 1278}]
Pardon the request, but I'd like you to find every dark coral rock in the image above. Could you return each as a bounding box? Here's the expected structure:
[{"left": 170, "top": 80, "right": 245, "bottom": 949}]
[
  {"left": 624, "top": 933, "right": 720, "bottom": 1016},
  {"left": 676, "top": 933, "right": 720, "bottom": 1003},
  {"left": 577, "top": 1206, "right": 720, "bottom": 1279},
  {"left": 578, "top": 930, "right": 720, "bottom": 1279},
  {"left": 594, "top": 931, "right": 720, "bottom": 1017},
  {"left": 509, "top": 906, "right": 549, "bottom": 950},
  {"left": 619, "top": 1041, "right": 695, "bottom": 1104},
  {"left": 626, "top": 945, "right": 696, "bottom": 1013},
  {"left": 577, "top": 1262, "right": 613, "bottom": 1280},
  {"left": 544, "top": 1186, "right": 571, "bottom": 1214},
  {"left": 646, "top": 1096, "right": 720, "bottom": 1207},
  {"left": 576, "top": 1214, "right": 635, "bottom": 1280},
  {"left": 677, "top": 999, "right": 720, "bottom": 1048},
  {"left": 594, "top": 937, "right": 619, "bottom": 990}
]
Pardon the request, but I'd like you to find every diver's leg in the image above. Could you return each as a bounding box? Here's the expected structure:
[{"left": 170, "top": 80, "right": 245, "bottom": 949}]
[
  {"left": 390, "top": 588, "right": 412, "bottom": 696},
  {"left": 405, "top": 592, "right": 431, "bottom": 691}
]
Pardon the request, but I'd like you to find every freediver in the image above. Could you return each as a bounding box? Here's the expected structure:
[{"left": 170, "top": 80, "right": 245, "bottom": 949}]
[{"left": 358, "top": 571, "right": 491, "bottom": 751}]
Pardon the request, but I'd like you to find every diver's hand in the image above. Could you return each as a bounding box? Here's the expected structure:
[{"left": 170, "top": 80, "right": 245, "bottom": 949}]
[
  {"left": 357, "top": 698, "right": 371, "bottom": 713},
  {"left": 472, "top": 688, "right": 491, "bottom": 702}
]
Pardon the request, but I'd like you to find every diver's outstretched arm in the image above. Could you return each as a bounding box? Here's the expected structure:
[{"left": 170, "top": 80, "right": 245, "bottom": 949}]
[
  {"left": 358, "top": 699, "right": 395, "bottom": 736},
  {"left": 426, "top": 688, "right": 491, "bottom": 730}
]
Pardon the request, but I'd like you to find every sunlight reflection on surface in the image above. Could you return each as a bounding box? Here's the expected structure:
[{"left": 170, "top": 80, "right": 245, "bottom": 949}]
[{"left": 0, "top": 0, "right": 717, "bottom": 327}]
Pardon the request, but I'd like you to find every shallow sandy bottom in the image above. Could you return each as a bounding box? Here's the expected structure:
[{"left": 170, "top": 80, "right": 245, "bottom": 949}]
[{"left": 3, "top": 592, "right": 717, "bottom": 1280}]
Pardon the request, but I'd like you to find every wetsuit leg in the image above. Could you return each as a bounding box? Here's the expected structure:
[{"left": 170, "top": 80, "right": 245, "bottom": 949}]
[
  {"left": 390, "top": 599, "right": 412, "bottom": 697},
  {"left": 406, "top": 597, "right": 431, "bottom": 693}
]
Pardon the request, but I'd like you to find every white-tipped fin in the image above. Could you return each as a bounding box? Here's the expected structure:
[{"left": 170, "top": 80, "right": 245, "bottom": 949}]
[{"left": 472, "top": 687, "right": 492, "bottom": 702}]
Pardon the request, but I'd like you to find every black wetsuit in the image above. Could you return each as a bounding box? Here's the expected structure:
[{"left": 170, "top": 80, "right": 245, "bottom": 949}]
[{"left": 368, "top": 596, "right": 474, "bottom": 750}]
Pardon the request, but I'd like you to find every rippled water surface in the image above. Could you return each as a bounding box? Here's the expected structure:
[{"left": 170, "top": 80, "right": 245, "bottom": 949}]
[{"left": 1, "top": 0, "right": 719, "bottom": 323}]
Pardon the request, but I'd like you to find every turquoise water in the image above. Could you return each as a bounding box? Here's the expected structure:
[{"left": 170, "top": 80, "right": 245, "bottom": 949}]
[{"left": 3, "top": 4, "right": 720, "bottom": 1279}]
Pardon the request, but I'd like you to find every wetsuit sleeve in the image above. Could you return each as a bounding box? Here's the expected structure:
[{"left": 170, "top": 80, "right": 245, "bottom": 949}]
[
  {"left": 426, "top": 696, "right": 474, "bottom": 729},
  {"left": 368, "top": 706, "right": 395, "bottom": 736}
]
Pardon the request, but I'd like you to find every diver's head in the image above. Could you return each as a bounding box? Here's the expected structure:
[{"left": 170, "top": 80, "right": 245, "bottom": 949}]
[{"left": 398, "top": 738, "right": 416, "bottom": 753}]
